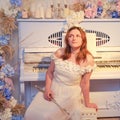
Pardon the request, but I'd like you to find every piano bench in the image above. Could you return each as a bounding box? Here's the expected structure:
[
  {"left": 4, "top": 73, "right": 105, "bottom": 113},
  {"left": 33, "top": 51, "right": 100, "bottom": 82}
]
[{"left": 80, "top": 107, "right": 97, "bottom": 120}]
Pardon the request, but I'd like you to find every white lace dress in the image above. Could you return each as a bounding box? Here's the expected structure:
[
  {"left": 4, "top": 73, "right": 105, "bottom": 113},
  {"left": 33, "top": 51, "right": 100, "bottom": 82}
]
[{"left": 24, "top": 54, "right": 95, "bottom": 120}]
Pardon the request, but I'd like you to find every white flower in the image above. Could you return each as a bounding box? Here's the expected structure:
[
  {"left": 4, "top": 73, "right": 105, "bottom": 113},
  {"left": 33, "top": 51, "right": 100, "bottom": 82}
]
[
  {"left": 4, "top": 8, "right": 18, "bottom": 17},
  {"left": 63, "top": 11, "right": 84, "bottom": 32},
  {"left": 9, "top": 96, "right": 17, "bottom": 107},
  {"left": 0, "top": 108, "right": 12, "bottom": 120}
]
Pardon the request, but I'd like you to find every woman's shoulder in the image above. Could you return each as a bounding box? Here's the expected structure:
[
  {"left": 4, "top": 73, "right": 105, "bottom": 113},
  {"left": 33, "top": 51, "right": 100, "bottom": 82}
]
[
  {"left": 54, "top": 48, "right": 65, "bottom": 58},
  {"left": 85, "top": 53, "right": 95, "bottom": 66},
  {"left": 81, "top": 54, "right": 96, "bottom": 74}
]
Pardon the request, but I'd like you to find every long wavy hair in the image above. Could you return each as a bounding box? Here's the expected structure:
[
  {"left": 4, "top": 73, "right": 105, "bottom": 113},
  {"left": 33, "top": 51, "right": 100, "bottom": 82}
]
[{"left": 61, "top": 26, "right": 91, "bottom": 64}]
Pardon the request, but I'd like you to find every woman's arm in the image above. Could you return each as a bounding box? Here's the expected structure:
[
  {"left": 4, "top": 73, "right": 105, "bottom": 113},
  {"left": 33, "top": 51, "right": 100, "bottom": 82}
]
[
  {"left": 44, "top": 60, "right": 55, "bottom": 101},
  {"left": 44, "top": 48, "right": 63, "bottom": 101},
  {"left": 80, "top": 54, "right": 98, "bottom": 110},
  {"left": 80, "top": 72, "right": 97, "bottom": 110}
]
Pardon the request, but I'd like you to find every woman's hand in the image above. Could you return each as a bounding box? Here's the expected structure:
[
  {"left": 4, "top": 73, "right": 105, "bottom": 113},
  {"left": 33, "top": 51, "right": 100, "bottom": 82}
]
[
  {"left": 44, "top": 89, "right": 53, "bottom": 101},
  {"left": 86, "top": 103, "right": 98, "bottom": 111}
]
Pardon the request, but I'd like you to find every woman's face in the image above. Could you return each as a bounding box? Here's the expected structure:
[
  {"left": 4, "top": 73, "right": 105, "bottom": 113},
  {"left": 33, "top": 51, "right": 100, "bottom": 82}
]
[{"left": 68, "top": 29, "right": 83, "bottom": 49}]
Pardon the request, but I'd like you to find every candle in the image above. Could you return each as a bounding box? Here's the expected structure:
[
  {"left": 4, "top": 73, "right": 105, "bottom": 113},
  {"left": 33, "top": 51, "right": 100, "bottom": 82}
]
[
  {"left": 35, "top": 4, "right": 45, "bottom": 19},
  {"left": 57, "top": 0, "right": 60, "bottom": 4},
  {"left": 30, "top": 3, "right": 36, "bottom": 18},
  {"left": 50, "top": 0, "right": 53, "bottom": 5},
  {"left": 39, "top": 6, "right": 44, "bottom": 18},
  {"left": 64, "top": 0, "right": 67, "bottom": 4},
  {"left": 46, "top": 7, "right": 52, "bottom": 18},
  {"left": 35, "top": 8, "right": 40, "bottom": 18},
  {"left": 63, "top": 4, "right": 70, "bottom": 18},
  {"left": 22, "top": 9, "right": 28, "bottom": 18}
]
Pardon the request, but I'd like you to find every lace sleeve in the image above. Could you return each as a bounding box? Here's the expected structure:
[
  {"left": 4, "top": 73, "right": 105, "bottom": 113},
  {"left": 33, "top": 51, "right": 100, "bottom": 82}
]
[
  {"left": 84, "top": 64, "right": 96, "bottom": 73},
  {"left": 51, "top": 53, "right": 58, "bottom": 61},
  {"left": 83, "top": 54, "right": 96, "bottom": 73}
]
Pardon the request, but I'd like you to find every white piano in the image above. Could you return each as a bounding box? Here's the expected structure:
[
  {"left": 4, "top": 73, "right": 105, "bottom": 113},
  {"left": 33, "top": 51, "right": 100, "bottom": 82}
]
[{"left": 17, "top": 19, "right": 120, "bottom": 118}]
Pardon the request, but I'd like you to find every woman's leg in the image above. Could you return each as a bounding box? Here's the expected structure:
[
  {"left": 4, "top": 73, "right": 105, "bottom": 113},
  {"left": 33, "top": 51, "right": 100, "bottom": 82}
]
[{"left": 24, "top": 92, "right": 68, "bottom": 120}]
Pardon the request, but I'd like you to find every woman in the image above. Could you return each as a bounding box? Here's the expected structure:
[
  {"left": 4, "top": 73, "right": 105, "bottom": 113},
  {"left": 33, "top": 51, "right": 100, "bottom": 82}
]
[{"left": 24, "top": 26, "right": 98, "bottom": 120}]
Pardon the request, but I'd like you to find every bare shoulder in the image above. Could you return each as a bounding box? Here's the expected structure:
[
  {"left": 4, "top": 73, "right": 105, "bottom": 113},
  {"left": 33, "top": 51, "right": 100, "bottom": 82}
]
[
  {"left": 86, "top": 53, "right": 94, "bottom": 66},
  {"left": 54, "top": 48, "right": 65, "bottom": 58}
]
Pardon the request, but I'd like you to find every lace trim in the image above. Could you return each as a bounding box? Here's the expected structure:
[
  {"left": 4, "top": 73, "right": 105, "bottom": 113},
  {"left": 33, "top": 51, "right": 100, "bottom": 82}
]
[
  {"left": 80, "top": 64, "right": 96, "bottom": 75},
  {"left": 51, "top": 54, "right": 58, "bottom": 60},
  {"left": 51, "top": 54, "right": 96, "bottom": 75}
]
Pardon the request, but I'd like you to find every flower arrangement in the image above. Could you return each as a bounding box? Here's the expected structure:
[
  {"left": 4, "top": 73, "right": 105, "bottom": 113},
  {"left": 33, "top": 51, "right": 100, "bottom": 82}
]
[
  {"left": 63, "top": 0, "right": 120, "bottom": 32},
  {"left": 63, "top": 2, "right": 85, "bottom": 32},
  {"left": 0, "top": 8, "right": 17, "bottom": 47},
  {"left": 0, "top": 0, "right": 22, "bottom": 46},
  {"left": 0, "top": 0, "right": 120, "bottom": 24},
  {"left": 0, "top": 10, "right": 17, "bottom": 35},
  {"left": 0, "top": 34, "right": 10, "bottom": 46},
  {"left": 84, "top": 0, "right": 97, "bottom": 18},
  {"left": 0, "top": 1, "right": 25, "bottom": 119},
  {"left": 79, "top": 0, "right": 120, "bottom": 19},
  {"left": 0, "top": 0, "right": 22, "bottom": 25},
  {"left": 63, "top": 11, "right": 84, "bottom": 32},
  {"left": 0, "top": 94, "right": 26, "bottom": 120},
  {"left": 0, "top": 45, "right": 26, "bottom": 120},
  {"left": 10, "top": 0, "right": 22, "bottom": 7}
]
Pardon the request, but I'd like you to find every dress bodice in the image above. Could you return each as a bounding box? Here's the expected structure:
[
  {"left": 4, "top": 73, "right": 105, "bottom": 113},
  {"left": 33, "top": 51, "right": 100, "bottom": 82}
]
[{"left": 51, "top": 54, "right": 96, "bottom": 86}]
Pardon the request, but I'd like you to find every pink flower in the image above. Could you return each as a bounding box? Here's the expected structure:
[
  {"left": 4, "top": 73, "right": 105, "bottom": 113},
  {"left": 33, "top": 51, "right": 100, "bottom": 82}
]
[
  {"left": 116, "top": 1, "right": 120, "bottom": 12},
  {"left": 97, "top": 0, "right": 103, "bottom": 7},
  {"left": 84, "top": 1, "right": 97, "bottom": 18}
]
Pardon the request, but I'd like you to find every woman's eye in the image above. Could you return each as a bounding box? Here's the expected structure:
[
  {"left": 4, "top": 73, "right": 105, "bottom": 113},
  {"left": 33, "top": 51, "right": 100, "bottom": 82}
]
[
  {"left": 68, "top": 35, "right": 73, "bottom": 38},
  {"left": 68, "top": 34, "right": 81, "bottom": 38},
  {"left": 76, "top": 35, "right": 80, "bottom": 37}
]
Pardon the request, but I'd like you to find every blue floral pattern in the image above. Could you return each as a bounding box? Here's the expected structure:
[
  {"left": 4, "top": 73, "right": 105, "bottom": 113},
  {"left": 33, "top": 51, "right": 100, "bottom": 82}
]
[
  {"left": 10, "top": 0, "right": 22, "bottom": 7},
  {"left": 0, "top": 56, "right": 5, "bottom": 67},
  {"left": 1, "top": 64, "right": 15, "bottom": 77},
  {"left": 0, "top": 35, "right": 10, "bottom": 46}
]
